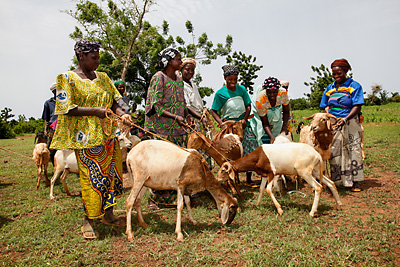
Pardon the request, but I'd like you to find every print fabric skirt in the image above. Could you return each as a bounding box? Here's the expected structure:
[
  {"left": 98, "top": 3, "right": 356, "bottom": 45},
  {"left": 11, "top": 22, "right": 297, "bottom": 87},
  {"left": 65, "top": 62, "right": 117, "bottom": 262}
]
[{"left": 75, "top": 138, "right": 123, "bottom": 219}]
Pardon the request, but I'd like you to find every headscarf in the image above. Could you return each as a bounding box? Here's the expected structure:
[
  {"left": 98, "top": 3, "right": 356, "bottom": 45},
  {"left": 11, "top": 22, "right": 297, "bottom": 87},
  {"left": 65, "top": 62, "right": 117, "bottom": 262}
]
[
  {"left": 222, "top": 65, "right": 239, "bottom": 77},
  {"left": 331, "top": 58, "right": 351, "bottom": 72},
  {"left": 114, "top": 80, "right": 126, "bottom": 87},
  {"left": 262, "top": 77, "right": 281, "bottom": 90},
  {"left": 49, "top": 82, "right": 57, "bottom": 92},
  {"left": 74, "top": 40, "right": 101, "bottom": 54},
  {"left": 181, "top": 58, "right": 196, "bottom": 69},
  {"left": 158, "top": 47, "right": 179, "bottom": 69}
]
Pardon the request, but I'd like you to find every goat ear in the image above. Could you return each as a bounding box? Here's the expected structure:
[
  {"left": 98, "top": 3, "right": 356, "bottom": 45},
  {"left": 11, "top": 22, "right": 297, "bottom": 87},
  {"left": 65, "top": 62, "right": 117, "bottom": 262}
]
[
  {"left": 303, "top": 113, "right": 316, "bottom": 120},
  {"left": 327, "top": 119, "right": 332, "bottom": 130},
  {"left": 221, "top": 204, "right": 229, "bottom": 224}
]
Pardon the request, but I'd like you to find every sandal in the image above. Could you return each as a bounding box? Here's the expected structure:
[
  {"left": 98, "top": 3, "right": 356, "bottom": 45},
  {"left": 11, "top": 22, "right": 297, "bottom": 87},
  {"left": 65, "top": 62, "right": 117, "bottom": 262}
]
[
  {"left": 81, "top": 226, "right": 98, "bottom": 239},
  {"left": 351, "top": 182, "right": 361, "bottom": 192}
]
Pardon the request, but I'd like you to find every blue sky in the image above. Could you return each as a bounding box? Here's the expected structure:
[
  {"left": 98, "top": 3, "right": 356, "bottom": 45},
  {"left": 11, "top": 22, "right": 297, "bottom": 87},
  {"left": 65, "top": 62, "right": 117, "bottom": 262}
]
[{"left": 1, "top": 0, "right": 399, "bottom": 118}]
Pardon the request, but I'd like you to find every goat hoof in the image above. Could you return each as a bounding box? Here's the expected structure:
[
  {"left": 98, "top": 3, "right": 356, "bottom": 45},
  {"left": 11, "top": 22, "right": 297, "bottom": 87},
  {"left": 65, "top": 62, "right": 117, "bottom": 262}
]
[
  {"left": 278, "top": 209, "right": 284, "bottom": 216},
  {"left": 126, "top": 231, "right": 134, "bottom": 241},
  {"left": 176, "top": 234, "right": 184, "bottom": 242},
  {"left": 49, "top": 196, "right": 54, "bottom": 200}
]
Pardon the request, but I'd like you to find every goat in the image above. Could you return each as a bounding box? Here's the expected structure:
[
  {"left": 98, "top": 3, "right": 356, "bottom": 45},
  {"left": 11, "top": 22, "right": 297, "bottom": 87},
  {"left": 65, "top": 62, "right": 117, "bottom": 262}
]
[
  {"left": 125, "top": 140, "right": 238, "bottom": 241},
  {"left": 32, "top": 143, "right": 50, "bottom": 189},
  {"left": 213, "top": 120, "right": 243, "bottom": 142},
  {"left": 187, "top": 131, "right": 243, "bottom": 197},
  {"left": 49, "top": 131, "right": 137, "bottom": 200},
  {"left": 295, "top": 122, "right": 305, "bottom": 135},
  {"left": 34, "top": 131, "right": 47, "bottom": 144},
  {"left": 217, "top": 143, "right": 342, "bottom": 217},
  {"left": 187, "top": 132, "right": 242, "bottom": 167},
  {"left": 299, "top": 113, "right": 339, "bottom": 161}
]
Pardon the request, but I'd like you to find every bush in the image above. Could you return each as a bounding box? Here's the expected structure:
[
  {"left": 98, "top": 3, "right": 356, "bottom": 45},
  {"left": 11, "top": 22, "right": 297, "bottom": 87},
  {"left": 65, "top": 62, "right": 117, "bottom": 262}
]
[
  {"left": 0, "top": 120, "right": 16, "bottom": 139},
  {"left": 12, "top": 118, "right": 43, "bottom": 135},
  {"left": 290, "top": 98, "right": 310, "bottom": 110}
]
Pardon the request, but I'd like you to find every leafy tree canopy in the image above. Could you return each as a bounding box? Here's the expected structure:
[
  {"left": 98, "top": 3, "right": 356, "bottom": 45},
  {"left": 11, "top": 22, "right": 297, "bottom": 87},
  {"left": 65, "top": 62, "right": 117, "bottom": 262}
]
[
  {"left": 66, "top": 0, "right": 232, "bottom": 105},
  {"left": 303, "top": 64, "right": 354, "bottom": 109},
  {"left": 226, "top": 51, "right": 263, "bottom": 94}
]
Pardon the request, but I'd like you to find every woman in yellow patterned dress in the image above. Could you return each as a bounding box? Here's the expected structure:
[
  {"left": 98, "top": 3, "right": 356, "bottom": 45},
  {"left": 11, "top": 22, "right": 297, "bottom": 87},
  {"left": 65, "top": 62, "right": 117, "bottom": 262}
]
[{"left": 51, "top": 40, "right": 132, "bottom": 239}]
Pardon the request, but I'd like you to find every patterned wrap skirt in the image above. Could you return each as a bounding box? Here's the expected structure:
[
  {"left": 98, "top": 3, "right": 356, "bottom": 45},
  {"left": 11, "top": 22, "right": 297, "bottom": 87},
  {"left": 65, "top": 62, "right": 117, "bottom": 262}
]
[
  {"left": 75, "top": 138, "right": 123, "bottom": 219},
  {"left": 330, "top": 116, "right": 364, "bottom": 187}
]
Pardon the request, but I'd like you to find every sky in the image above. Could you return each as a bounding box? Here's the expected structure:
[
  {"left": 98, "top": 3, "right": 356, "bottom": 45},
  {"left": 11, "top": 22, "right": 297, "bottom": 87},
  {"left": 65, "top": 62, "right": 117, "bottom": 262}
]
[{"left": 1, "top": 0, "right": 399, "bottom": 119}]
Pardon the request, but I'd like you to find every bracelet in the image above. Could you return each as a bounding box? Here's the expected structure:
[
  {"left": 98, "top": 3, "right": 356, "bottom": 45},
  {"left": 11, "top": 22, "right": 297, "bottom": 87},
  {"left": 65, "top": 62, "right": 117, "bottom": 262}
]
[{"left": 342, "top": 118, "right": 347, "bottom": 123}]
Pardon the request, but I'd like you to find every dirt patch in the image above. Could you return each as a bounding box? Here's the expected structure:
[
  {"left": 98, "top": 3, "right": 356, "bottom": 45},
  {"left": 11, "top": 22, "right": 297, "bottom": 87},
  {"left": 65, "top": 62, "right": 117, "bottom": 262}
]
[{"left": 114, "top": 169, "right": 400, "bottom": 265}]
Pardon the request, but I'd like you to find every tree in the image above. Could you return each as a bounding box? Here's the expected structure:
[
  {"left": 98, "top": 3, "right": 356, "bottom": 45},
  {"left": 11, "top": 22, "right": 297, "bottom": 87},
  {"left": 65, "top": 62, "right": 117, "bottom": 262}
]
[
  {"left": 226, "top": 51, "right": 263, "bottom": 94},
  {"left": 304, "top": 64, "right": 354, "bottom": 108},
  {"left": 365, "top": 84, "right": 383, "bottom": 105},
  {"left": 0, "top": 107, "right": 15, "bottom": 139},
  {"left": 304, "top": 64, "right": 334, "bottom": 108},
  {"left": 1, "top": 107, "right": 14, "bottom": 122},
  {"left": 162, "top": 20, "right": 233, "bottom": 100},
  {"left": 66, "top": 0, "right": 153, "bottom": 81}
]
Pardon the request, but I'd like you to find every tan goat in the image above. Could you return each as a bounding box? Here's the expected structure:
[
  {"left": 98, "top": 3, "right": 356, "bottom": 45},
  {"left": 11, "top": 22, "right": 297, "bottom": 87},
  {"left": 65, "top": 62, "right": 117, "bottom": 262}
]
[
  {"left": 125, "top": 140, "right": 238, "bottom": 241},
  {"left": 32, "top": 143, "right": 50, "bottom": 189},
  {"left": 187, "top": 132, "right": 243, "bottom": 197},
  {"left": 299, "top": 113, "right": 339, "bottom": 161}
]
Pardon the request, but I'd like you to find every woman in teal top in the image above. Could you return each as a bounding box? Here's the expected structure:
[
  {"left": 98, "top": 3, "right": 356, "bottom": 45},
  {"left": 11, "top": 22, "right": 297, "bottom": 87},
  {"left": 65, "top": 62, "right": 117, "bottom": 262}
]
[{"left": 211, "top": 65, "right": 259, "bottom": 185}]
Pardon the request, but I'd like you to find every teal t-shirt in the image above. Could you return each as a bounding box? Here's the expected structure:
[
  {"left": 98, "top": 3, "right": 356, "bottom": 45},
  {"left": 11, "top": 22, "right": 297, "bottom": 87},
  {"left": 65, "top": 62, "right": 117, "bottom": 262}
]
[{"left": 211, "top": 84, "right": 252, "bottom": 112}]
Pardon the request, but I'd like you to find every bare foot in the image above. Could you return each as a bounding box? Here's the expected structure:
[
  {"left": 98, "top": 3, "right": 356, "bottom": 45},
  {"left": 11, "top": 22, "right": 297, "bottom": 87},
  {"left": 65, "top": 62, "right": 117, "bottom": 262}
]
[{"left": 101, "top": 207, "right": 125, "bottom": 227}]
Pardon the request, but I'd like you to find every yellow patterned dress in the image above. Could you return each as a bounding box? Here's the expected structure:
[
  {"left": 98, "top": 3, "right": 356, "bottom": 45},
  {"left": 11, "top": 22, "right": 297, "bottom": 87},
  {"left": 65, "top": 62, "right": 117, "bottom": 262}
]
[{"left": 51, "top": 71, "right": 123, "bottom": 219}]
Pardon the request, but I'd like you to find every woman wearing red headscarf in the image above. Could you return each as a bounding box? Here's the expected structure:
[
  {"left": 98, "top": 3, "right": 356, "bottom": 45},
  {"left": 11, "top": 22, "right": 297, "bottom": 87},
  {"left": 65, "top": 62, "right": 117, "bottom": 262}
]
[{"left": 320, "top": 59, "right": 365, "bottom": 192}]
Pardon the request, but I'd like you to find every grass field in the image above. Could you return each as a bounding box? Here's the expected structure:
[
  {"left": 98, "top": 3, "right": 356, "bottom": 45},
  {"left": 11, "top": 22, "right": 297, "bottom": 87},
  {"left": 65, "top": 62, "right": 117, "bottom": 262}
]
[{"left": 0, "top": 103, "right": 399, "bottom": 266}]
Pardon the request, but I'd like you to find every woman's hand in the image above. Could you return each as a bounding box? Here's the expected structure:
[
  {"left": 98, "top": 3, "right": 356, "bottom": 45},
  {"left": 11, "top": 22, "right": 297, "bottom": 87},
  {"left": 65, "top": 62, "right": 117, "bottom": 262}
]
[
  {"left": 241, "top": 119, "right": 247, "bottom": 129},
  {"left": 175, "top": 115, "right": 186, "bottom": 126},
  {"left": 219, "top": 121, "right": 228, "bottom": 130},
  {"left": 281, "top": 124, "right": 289, "bottom": 135},
  {"left": 270, "top": 136, "right": 276, "bottom": 144},
  {"left": 186, "top": 115, "right": 194, "bottom": 128},
  {"left": 336, "top": 117, "right": 347, "bottom": 126},
  {"left": 201, "top": 117, "right": 209, "bottom": 129},
  {"left": 121, "top": 114, "right": 133, "bottom": 126}
]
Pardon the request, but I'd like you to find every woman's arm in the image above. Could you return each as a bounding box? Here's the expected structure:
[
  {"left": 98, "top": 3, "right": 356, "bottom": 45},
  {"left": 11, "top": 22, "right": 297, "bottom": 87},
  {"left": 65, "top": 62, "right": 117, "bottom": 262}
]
[
  {"left": 66, "top": 106, "right": 106, "bottom": 118},
  {"left": 241, "top": 105, "right": 251, "bottom": 129},
  {"left": 261, "top": 114, "right": 275, "bottom": 144},
  {"left": 281, "top": 104, "right": 290, "bottom": 134},
  {"left": 211, "top": 109, "right": 225, "bottom": 130},
  {"left": 111, "top": 100, "right": 132, "bottom": 125},
  {"left": 337, "top": 105, "right": 361, "bottom": 126}
]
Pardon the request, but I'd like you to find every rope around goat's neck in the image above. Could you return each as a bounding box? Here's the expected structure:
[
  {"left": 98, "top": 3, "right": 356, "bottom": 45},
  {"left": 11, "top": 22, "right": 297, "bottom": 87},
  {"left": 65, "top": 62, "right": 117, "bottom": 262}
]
[{"left": 106, "top": 108, "right": 238, "bottom": 174}]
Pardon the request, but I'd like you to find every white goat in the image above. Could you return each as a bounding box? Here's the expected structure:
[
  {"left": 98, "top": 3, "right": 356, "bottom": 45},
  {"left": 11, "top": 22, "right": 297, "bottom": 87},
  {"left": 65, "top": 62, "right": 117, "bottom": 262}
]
[
  {"left": 217, "top": 143, "right": 342, "bottom": 217},
  {"left": 49, "top": 132, "right": 137, "bottom": 200},
  {"left": 125, "top": 140, "right": 238, "bottom": 241},
  {"left": 32, "top": 143, "right": 51, "bottom": 189}
]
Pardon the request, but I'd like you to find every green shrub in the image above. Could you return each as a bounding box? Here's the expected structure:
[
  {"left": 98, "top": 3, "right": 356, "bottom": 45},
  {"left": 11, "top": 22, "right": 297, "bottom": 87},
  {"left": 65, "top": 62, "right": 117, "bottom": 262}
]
[{"left": 0, "top": 119, "right": 16, "bottom": 139}]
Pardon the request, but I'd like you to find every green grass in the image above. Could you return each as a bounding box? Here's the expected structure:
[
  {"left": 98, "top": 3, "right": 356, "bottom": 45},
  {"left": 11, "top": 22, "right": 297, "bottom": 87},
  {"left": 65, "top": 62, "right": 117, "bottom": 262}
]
[{"left": 0, "top": 103, "right": 399, "bottom": 266}]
